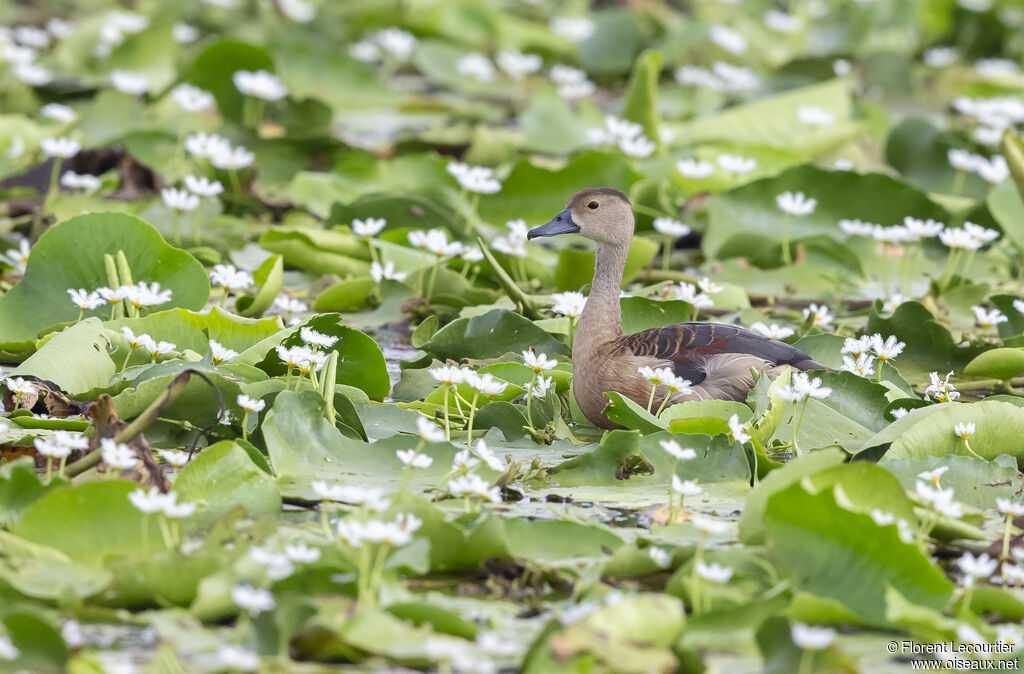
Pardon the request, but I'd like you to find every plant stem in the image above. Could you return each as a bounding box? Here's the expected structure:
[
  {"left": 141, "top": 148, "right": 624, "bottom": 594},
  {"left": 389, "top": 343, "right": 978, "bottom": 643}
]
[
  {"left": 951, "top": 169, "right": 966, "bottom": 195},
  {"left": 442, "top": 386, "right": 451, "bottom": 441},
  {"left": 667, "top": 458, "right": 678, "bottom": 523},
  {"left": 797, "top": 649, "right": 813, "bottom": 674},
  {"left": 568, "top": 316, "right": 576, "bottom": 351},
  {"left": 122, "top": 345, "right": 134, "bottom": 370},
  {"left": 425, "top": 262, "right": 440, "bottom": 305},
  {"left": 691, "top": 543, "right": 704, "bottom": 614},
  {"left": 319, "top": 501, "right": 332, "bottom": 540},
  {"left": 171, "top": 211, "right": 181, "bottom": 246},
  {"left": 45, "top": 456, "right": 53, "bottom": 481},
  {"left": 781, "top": 215, "right": 793, "bottom": 266},
  {"left": 662, "top": 237, "right": 672, "bottom": 271},
  {"left": 466, "top": 392, "right": 479, "bottom": 444},
  {"left": 962, "top": 438, "right": 982, "bottom": 459},
  {"left": 525, "top": 373, "right": 537, "bottom": 430},
  {"left": 937, "top": 249, "right": 962, "bottom": 292},
  {"left": 791, "top": 399, "right": 809, "bottom": 457},
  {"left": 242, "top": 411, "right": 250, "bottom": 442},
  {"left": 647, "top": 384, "right": 658, "bottom": 413},
  {"left": 46, "top": 158, "right": 62, "bottom": 210}
]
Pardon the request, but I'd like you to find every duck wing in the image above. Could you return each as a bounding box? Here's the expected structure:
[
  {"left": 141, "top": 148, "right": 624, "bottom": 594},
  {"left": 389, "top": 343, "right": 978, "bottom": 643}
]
[{"left": 621, "top": 322, "right": 824, "bottom": 385}]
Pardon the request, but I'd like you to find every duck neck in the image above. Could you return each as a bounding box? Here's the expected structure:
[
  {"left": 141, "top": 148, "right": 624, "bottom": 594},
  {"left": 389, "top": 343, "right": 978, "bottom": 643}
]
[{"left": 576, "top": 241, "right": 627, "bottom": 352}]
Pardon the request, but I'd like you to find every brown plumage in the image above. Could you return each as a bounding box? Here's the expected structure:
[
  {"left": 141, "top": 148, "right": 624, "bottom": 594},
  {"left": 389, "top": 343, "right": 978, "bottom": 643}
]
[{"left": 528, "top": 187, "right": 824, "bottom": 429}]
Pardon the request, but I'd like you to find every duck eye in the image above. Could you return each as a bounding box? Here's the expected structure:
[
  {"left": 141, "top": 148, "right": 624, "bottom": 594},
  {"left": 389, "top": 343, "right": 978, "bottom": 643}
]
[{"left": 587, "top": 200, "right": 599, "bottom": 210}]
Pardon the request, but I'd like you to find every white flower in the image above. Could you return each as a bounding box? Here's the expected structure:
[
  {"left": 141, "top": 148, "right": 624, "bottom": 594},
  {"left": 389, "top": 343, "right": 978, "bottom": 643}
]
[
  {"left": 1015, "top": 299, "right": 1024, "bottom": 315},
  {"left": 496, "top": 50, "right": 542, "bottom": 79},
  {"left": 122, "top": 281, "right": 172, "bottom": 309},
  {"left": 352, "top": 217, "right": 386, "bottom": 237},
  {"left": 448, "top": 473, "right": 501, "bottom": 503},
  {"left": 550, "top": 64, "right": 596, "bottom": 99},
  {"left": 172, "top": 84, "right": 214, "bottom": 113},
  {"left": 40, "top": 136, "right": 80, "bottom": 158},
  {"left": 128, "top": 486, "right": 169, "bottom": 514},
  {"left": 429, "top": 365, "right": 467, "bottom": 387},
  {"left": 370, "top": 261, "right": 407, "bottom": 283},
  {"left": 273, "top": 296, "right": 307, "bottom": 315},
  {"left": 998, "top": 498, "right": 1024, "bottom": 517},
  {"left": 231, "top": 584, "right": 275, "bottom": 616},
  {"left": 68, "top": 288, "right": 103, "bottom": 311},
  {"left": 161, "top": 492, "right": 197, "bottom": 519},
  {"left": 445, "top": 162, "right": 501, "bottom": 194},
  {"left": 461, "top": 247, "right": 484, "bottom": 262},
  {"left": 996, "top": 624, "right": 1022, "bottom": 651},
  {"left": 2, "top": 238, "right": 29, "bottom": 271},
  {"left": 712, "top": 61, "right": 759, "bottom": 93},
  {"left": 964, "top": 220, "right": 1000, "bottom": 244},
  {"left": 972, "top": 305, "right": 1008, "bottom": 327},
  {"left": 416, "top": 416, "right": 445, "bottom": 443},
  {"left": 141, "top": 336, "right": 175, "bottom": 359},
  {"left": 653, "top": 218, "right": 690, "bottom": 237},
  {"left": 277, "top": 0, "right": 315, "bottom": 21},
  {"left": 708, "top": 24, "right": 747, "bottom": 54},
  {"left": 659, "top": 439, "right": 697, "bottom": 461},
  {"left": 918, "top": 466, "right": 948, "bottom": 485},
  {"left": 840, "top": 353, "right": 875, "bottom": 377},
  {"left": 765, "top": 9, "right": 803, "bottom": 33},
  {"left": 0, "top": 635, "right": 19, "bottom": 661},
  {"left": 550, "top": 16, "right": 595, "bottom": 42},
  {"left": 750, "top": 322, "right": 794, "bottom": 340},
  {"left": 237, "top": 394, "right": 266, "bottom": 413},
  {"left": 695, "top": 560, "right": 734, "bottom": 583},
  {"left": 958, "top": 552, "right": 998, "bottom": 585},
  {"left": 173, "top": 23, "right": 200, "bottom": 43},
  {"left": 902, "top": 216, "right": 945, "bottom": 240},
  {"left": 672, "top": 476, "right": 702, "bottom": 496},
  {"left": 34, "top": 436, "right": 73, "bottom": 459},
  {"left": 467, "top": 371, "right": 508, "bottom": 397},
  {"left": 397, "top": 449, "right": 433, "bottom": 468},
  {"left": 839, "top": 219, "right": 877, "bottom": 237},
  {"left": 551, "top": 291, "right": 587, "bottom": 318},
  {"left": 158, "top": 449, "right": 190, "bottom": 468},
  {"left": 184, "top": 175, "right": 223, "bottom": 197},
  {"left": 101, "top": 438, "right": 137, "bottom": 470},
  {"left": 1005, "top": 563, "right": 1024, "bottom": 586},
  {"left": 948, "top": 148, "right": 981, "bottom": 173},
  {"left": 2, "top": 43, "right": 37, "bottom": 65},
  {"left": 939, "top": 227, "right": 983, "bottom": 251},
  {"left": 716, "top": 153, "right": 757, "bottom": 175},
  {"left": 210, "top": 264, "right": 254, "bottom": 291},
  {"left": 161, "top": 187, "right": 199, "bottom": 212},
  {"left": 208, "top": 339, "right": 237, "bottom": 365},
  {"left": 523, "top": 350, "right": 558, "bottom": 372},
  {"left": 832, "top": 159, "right": 854, "bottom": 171},
  {"left": 776, "top": 191, "right": 817, "bottom": 216},
  {"left": 408, "top": 228, "right": 465, "bottom": 257},
  {"left": 697, "top": 278, "right": 722, "bottom": 296},
  {"left": 60, "top": 171, "right": 101, "bottom": 191},
  {"left": 675, "top": 65, "right": 723, "bottom": 90},
  {"left": 41, "top": 103, "right": 76, "bottom": 122},
  {"left": 233, "top": 69, "right": 287, "bottom": 101},
  {"left": 647, "top": 547, "right": 671, "bottom": 568},
  {"left": 15, "top": 63, "right": 52, "bottom": 86},
  {"left": 777, "top": 372, "right": 832, "bottom": 403},
  {"left": 14, "top": 25, "right": 51, "bottom": 48},
  {"left": 868, "top": 334, "right": 905, "bottom": 361},
  {"left": 871, "top": 509, "right": 895, "bottom": 525},
  {"left": 728, "top": 414, "right": 751, "bottom": 443},
  {"left": 674, "top": 282, "right": 713, "bottom": 308},
  {"left": 675, "top": 158, "right": 715, "bottom": 179},
  {"left": 528, "top": 375, "right": 553, "bottom": 398},
  {"left": 300, "top": 327, "right": 338, "bottom": 349},
  {"left": 890, "top": 408, "right": 908, "bottom": 419},
  {"left": 184, "top": 132, "right": 230, "bottom": 160},
  {"left": 692, "top": 514, "right": 730, "bottom": 536},
  {"left": 373, "top": 27, "right": 418, "bottom": 60},
  {"left": 797, "top": 105, "right": 835, "bottom": 127},
  {"left": 976, "top": 154, "right": 1009, "bottom": 184},
  {"left": 474, "top": 440, "right": 505, "bottom": 471},
  {"left": 110, "top": 70, "right": 150, "bottom": 95},
  {"left": 456, "top": 52, "right": 496, "bottom": 82},
  {"left": 954, "top": 422, "right": 975, "bottom": 439},
  {"left": 210, "top": 144, "right": 254, "bottom": 170},
  {"left": 217, "top": 645, "right": 259, "bottom": 672},
  {"left": 452, "top": 449, "right": 480, "bottom": 473},
  {"left": 925, "top": 371, "right": 960, "bottom": 402},
  {"left": 249, "top": 547, "right": 294, "bottom": 579},
  {"left": 791, "top": 623, "right": 835, "bottom": 650},
  {"left": 802, "top": 303, "right": 833, "bottom": 327},
  {"left": 349, "top": 40, "right": 380, "bottom": 62},
  {"left": 619, "top": 134, "right": 656, "bottom": 158},
  {"left": 6, "top": 376, "right": 35, "bottom": 396}
]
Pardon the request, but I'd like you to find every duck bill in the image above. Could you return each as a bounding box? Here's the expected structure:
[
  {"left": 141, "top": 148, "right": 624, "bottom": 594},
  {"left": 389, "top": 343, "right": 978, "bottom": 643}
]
[{"left": 527, "top": 208, "right": 580, "bottom": 239}]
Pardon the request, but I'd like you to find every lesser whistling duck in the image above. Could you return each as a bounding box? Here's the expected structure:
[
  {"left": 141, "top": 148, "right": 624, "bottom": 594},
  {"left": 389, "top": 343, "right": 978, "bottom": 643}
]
[{"left": 528, "top": 187, "right": 823, "bottom": 429}]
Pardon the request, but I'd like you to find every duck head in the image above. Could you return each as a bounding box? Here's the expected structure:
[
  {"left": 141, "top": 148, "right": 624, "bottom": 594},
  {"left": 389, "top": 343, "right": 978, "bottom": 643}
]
[{"left": 527, "top": 188, "right": 635, "bottom": 247}]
